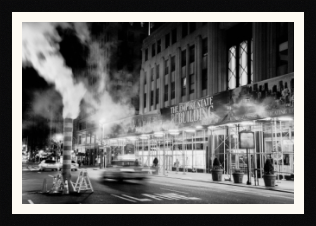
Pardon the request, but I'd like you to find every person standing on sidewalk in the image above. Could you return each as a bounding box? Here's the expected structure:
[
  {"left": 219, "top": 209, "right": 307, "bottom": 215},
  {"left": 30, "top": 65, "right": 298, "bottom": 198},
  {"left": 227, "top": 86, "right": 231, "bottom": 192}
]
[
  {"left": 175, "top": 159, "right": 180, "bottom": 174},
  {"left": 153, "top": 157, "right": 158, "bottom": 167}
]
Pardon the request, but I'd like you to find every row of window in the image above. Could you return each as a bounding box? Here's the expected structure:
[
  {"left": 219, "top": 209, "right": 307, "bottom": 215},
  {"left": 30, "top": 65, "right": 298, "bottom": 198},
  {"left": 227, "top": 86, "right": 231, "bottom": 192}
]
[{"left": 144, "top": 22, "right": 200, "bottom": 61}]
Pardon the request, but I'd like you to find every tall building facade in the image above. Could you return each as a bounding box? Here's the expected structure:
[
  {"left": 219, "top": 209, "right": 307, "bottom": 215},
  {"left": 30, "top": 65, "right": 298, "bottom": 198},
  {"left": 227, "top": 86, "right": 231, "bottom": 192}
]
[
  {"left": 80, "top": 22, "right": 294, "bottom": 180},
  {"left": 131, "top": 22, "right": 294, "bottom": 177},
  {"left": 139, "top": 22, "right": 294, "bottom": 114}
]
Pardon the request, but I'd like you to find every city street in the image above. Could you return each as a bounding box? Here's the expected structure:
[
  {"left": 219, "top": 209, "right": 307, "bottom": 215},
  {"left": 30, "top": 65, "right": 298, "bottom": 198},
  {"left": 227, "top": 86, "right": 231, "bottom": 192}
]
[{"left": 22, "top": 163, "right": 294, "bottom": 204}]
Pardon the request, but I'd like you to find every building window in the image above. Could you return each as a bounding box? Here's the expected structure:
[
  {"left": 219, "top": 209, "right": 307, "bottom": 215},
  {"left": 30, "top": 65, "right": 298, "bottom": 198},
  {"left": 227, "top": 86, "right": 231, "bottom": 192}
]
[
  {"left": 157, "top": 39, "right": 161, "bottom": 54},
  {"left": 152, "top": 43, "right": 156, "bottom": 57},
  {"left": 165, "top": 59, "right": 169, "bottom": 75},
  {"left": 165, "top": 33, "right": 170, "bottom": 48},
  {"left": 151, "top": 90, "right": 154, "bottom": 106},
  {"left": 145, "top": 48, "right": 148, "bottom": 61},
  {"left": 172, "top": 28, "right": 177, "bottom": 44},
  {"left": 189, "top": 45, "right": 195, "bottom": 63},
  {"left": 202, "top": 38, "right": 208, "bottom": 56},
  {"left": 151, "top": 68, "right": 154, "bottom": 81},
  {"left": 156, "top": 88, "right": 159, "bottom": 104},
  {"left": 181, "top": 49, "right": 186, "bottom": 67},
  {"left": 164, "top": 85, "right": 168, "bottom": 102},
  {"left": 182, "top": 22, "right": 188, "bottom": 38},
  {"left": 189, "top": 74, "right": 195, "bottom": 94},
  {"left": 228, "top": 46, "right": 237, "bottom": 89},
  {"left": 228, "top": 41, "right": 253, "bottom": 90},
  {"left": 181, "top": 77, "right": 186, "bottom": 96},
  {"left": 227, "top": 23, "right": 252, "bottom": 90},
  {"left": 202, "top": 69, "right": 207, "bottom": 90},
  {"left": 144, "top": 93, "right": 147, "bottom": 108},
  {"left": 189, "top": 22, "right": 196, "bottom": 33},
  {"left": 239, "top": 40, "right": 249, "bottom": 86},
  {"left": 156, "top": 64, "right": 160, "bottom": 79},
  {"left": 171, "top": 82, "right": 175, "bottom": 99},
  {"left": 171, "top": 56, "right": 175, "bottom": 72}
]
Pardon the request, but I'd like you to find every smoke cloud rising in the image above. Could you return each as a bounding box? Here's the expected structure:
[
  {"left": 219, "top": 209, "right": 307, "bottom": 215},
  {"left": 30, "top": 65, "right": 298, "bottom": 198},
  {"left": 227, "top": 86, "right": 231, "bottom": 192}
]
[
  {"left": 23, "top": 23, "right": 139, "bottom": 137},
  {"left": 23, "top": 22, "right": 87, "bottom": 119}
]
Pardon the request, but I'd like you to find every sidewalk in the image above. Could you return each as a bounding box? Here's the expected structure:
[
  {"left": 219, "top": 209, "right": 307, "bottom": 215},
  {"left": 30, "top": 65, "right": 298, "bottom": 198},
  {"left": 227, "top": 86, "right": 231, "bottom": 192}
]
[{"left": 153, "top": 170, "right": 294, "bottom": 193}]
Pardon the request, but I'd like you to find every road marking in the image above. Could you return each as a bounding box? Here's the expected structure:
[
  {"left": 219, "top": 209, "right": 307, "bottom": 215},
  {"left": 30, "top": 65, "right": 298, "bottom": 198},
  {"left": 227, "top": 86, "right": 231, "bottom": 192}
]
[
  {"left": 111, "top": 194, "right": 136, "bottom": 203},
  {"left": 160, "top": 188, "right": 189, "bottom": 194},
  {"left": 164, "top": 193, "right": 201, "bottom": 200},
  {"left": 142, "top": 194, "right": 162, "bottom": 200},
  {"left": 153, "top": 193, "right": 180, "bottom": 200},
  {"left": 48, "top": 175, "right": 54, "bottom": 177},
  {"left": 121, "top": 194, "right": 151, "bottom": 202},
  {"left": 28, "top": 200, "right": 34, "bottom": 204}
]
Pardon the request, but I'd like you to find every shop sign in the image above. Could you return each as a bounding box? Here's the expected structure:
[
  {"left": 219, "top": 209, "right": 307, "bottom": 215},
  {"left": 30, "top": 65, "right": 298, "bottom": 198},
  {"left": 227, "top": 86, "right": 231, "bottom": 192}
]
[
  {"left": 160, "top": 73, "right": 294, "bottom": 128},
  {"left": 239, "top": 131, "right": 255, "bottom": 149},
  {"left": 169, "top": 97, "right": 214, "bottom": 125}
]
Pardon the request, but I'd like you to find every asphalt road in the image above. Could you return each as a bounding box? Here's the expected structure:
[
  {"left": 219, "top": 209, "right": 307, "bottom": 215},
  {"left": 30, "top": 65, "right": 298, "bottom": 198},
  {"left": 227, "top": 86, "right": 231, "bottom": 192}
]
[{"left": 22, "top": 164, "right": 294, "bottom": 204}]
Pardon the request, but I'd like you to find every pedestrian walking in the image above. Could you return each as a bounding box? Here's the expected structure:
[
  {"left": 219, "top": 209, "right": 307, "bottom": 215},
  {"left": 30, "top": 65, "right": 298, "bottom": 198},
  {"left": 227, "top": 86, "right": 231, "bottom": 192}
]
[
  {"left": 78, "top": 159, "right": 81, "bottom": 168},
  {"left": 153, "top": 157, "right": 158, "bottom": 167},
  {"left": 175, "top": 159, "right": 180, "bottom": 173}
]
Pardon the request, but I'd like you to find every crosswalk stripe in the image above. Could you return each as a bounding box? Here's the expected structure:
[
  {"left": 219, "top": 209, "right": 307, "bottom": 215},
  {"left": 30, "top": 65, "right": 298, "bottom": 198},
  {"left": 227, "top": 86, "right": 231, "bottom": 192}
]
[
  {"left": 121, "top": 194, "right": 151, "bottom": 202},
  {"left": 111, "top": 194, "right": 136, "bottom": 203}
]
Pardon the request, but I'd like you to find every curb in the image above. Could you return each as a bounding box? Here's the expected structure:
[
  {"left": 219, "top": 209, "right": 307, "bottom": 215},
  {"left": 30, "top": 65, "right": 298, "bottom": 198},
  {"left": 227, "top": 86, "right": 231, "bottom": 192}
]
[{"left": 152, "top": 174, "right": 294, "bottom": 194}]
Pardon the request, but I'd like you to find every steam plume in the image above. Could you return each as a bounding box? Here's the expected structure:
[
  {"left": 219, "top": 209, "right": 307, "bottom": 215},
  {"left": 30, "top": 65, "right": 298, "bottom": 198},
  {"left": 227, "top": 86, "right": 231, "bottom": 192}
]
[{"left": 22, "top": 22, "right": 87, "bottom": 119}]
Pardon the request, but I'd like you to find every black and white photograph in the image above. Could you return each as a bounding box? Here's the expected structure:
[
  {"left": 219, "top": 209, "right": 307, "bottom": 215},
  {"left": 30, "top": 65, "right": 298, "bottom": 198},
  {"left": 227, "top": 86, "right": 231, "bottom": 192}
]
[{"left": 12, "top": 12, "right": 304, "bottom": 214}]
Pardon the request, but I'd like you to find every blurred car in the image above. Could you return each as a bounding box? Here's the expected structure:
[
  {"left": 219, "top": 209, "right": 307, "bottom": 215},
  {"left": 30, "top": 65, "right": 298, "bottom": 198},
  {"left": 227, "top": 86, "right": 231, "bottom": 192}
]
[
  {"left": 71, "top": 160, "right": 79, "bottom": 171},
  {"left": 103, "top": 157, "right": 150, "bottom": 181},
  {"left": 39, "top": 159, "right": 62, "bottom": 171}
]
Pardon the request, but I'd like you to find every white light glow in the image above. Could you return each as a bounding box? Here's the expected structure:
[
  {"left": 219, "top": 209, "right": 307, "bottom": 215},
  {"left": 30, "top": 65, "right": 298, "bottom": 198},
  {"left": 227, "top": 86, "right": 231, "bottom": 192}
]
[
  {"left": 169, "top": 132, "right": 180, "bottom": 136},
  {"left": 185, "top": 129, "right": 196, "bottom": 133},
  {"left": 168, "top": 129, "right": 179, "bottom": 133},
  {"left": 239, "top": 121, "right": 254, "bottom": 126},
  {"left": 278, "top": 117, "right": 293, "bottom": 121},
  {"left": 195, "top": 125, "right": 203, "bottom": 129}
]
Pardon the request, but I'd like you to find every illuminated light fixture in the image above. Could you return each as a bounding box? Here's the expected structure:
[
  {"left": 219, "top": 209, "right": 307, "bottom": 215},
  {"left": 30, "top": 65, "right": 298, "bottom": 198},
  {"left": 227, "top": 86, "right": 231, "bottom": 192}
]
[
  {"left": 185, "top": 129, "right": 196, "bottom": 133},
  {"left": 154, "top": 131, "right": 164, "bottom": 137},
  {"left": 225, "top": 123, "right": 236, "bottom": 127},
  {"left": 195, "top": 125, "right": 203, "bottom": 129},
  {"left": 168, "top": 129, "right": 179, "bottom": 133},
  {"left": 208, "top": 126, "right": 215, "bottom": 130},
  {"left": 139, "top": 134, "right": 149, "bottom": 139},
  {"left": 278, "top": 117, "right": 293, "bottom": 121},
  {"left": 262, "top": 117, "right": 272, "bottom": 121},
  {"left": 127, "top": 136, "right": 137, "bottom": 140},
  {"left": 154, "top": 134, "right": 164, "bottom": 138},
  {"left": 239, "top": 121, "right": 255, "bottom": 126},
  {"left": 169, "top": 132, "right": 180, "bottom": 136}
]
